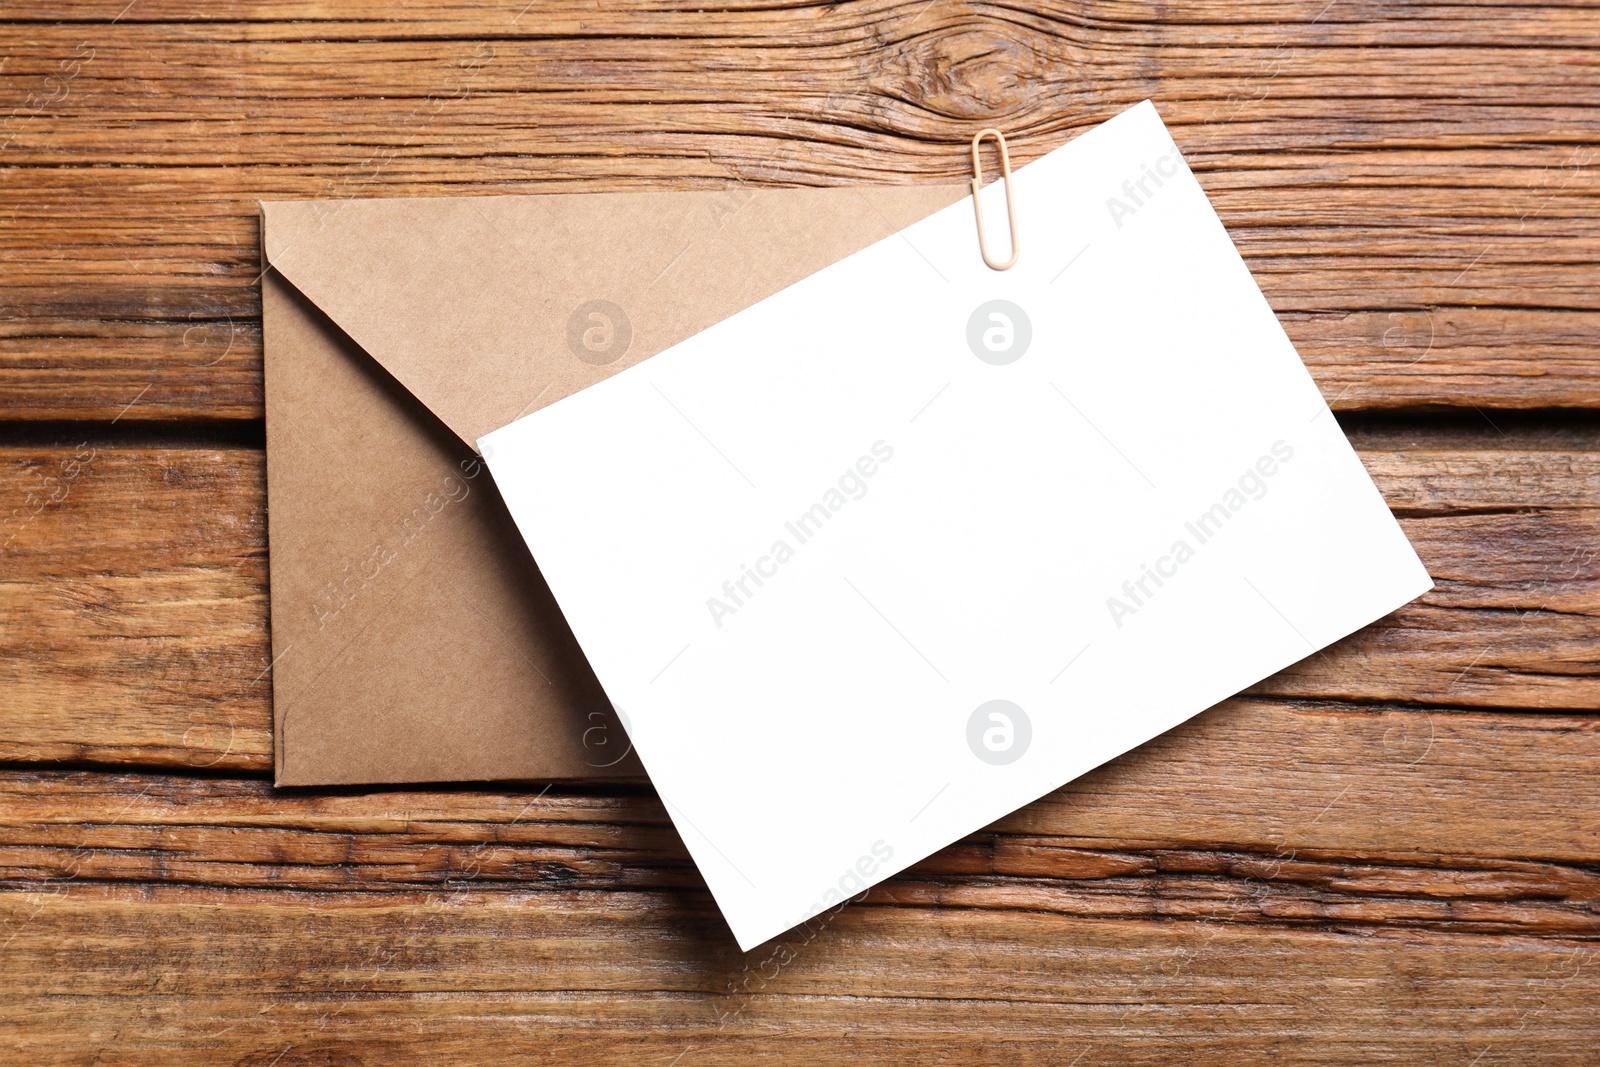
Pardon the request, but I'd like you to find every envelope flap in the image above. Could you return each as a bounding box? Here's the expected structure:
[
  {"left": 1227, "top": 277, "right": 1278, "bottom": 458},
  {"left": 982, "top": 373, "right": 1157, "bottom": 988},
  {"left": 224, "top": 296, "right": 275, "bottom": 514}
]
[{"left": 261, "top": 182, "right": 967, "bottom": 447}]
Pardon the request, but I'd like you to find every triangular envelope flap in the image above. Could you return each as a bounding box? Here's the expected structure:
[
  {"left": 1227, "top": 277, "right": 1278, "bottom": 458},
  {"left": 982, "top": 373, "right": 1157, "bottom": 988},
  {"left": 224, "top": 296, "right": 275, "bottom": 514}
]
[{"left": 261, "top": 183, "right": 967, "bottom": 447}]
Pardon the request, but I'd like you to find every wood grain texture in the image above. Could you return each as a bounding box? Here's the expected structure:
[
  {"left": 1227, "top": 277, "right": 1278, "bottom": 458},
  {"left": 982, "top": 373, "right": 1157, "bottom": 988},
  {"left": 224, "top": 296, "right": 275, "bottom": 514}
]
[
  {"left": 0, "top": 441, "right": 268, "bottom": 770},
  {"left": 0, "top": 2, "right": 1597, "bottom": 420},
  {"left": 3, "top": 885, "right": 1599, "bottom": 1065},
  {"left": 4, "top": 1, "right": 1599, "bottom": 1061},
  {"left": 4, "top": 438, "right": 1597, "bottom": 771},
  {"left": 3, "top": 758, "right": 1598, "bottom": 927}
]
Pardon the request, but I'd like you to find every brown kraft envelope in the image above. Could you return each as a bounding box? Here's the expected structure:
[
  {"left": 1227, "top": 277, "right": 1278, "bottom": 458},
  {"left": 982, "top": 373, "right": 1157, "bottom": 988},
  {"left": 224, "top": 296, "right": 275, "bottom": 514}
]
[{"left": 262, "top": 181, "right": 967, "bottom": 786}]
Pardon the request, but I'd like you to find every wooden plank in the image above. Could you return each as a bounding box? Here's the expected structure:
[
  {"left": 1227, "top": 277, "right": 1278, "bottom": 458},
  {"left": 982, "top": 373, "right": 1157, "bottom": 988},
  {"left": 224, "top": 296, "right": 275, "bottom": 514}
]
[
  {"left": 17, "top": 0, "right": 1599, "bottom": 40},
  {"left": 2, "top": 439, "right": 1597, "bottom": 771},
  {"left": 3, "top": 714, "right": 1599, "bottom": 904},
  {"left": 0, "top": 6, "right": 1596, "bottom": 420},
  {"left": 0, "top": 442, "right": 269, "bottom": 770},
  {"left": 1, "top": 884, "right": 1596, "bottom": 1064}
]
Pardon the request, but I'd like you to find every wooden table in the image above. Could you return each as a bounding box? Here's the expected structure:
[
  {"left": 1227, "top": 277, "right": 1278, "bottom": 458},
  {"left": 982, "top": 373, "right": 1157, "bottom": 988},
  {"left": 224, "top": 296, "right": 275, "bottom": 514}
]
[{"left": 3, "top": 1, "right": 1598, "bottom": 1062}]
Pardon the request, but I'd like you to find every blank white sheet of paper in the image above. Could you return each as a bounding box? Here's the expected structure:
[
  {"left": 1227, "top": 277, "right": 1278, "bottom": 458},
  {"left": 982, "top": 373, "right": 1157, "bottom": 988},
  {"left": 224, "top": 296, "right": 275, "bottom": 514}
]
[{"left": 481, "top": 100, "right": 1433, "bottom": 950}]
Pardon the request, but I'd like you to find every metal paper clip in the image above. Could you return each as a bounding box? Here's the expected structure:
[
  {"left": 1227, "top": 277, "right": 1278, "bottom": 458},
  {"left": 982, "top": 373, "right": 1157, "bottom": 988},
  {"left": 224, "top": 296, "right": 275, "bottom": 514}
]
[{"left": 970, "top": 128, "right": 1019, "bottom": 271}]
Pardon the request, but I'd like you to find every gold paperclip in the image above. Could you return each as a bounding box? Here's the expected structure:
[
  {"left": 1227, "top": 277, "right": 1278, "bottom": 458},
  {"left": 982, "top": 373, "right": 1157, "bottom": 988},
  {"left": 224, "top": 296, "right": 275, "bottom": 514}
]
[{"left": 969, "top": 128, "right": 1019, "bottom": 271}]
